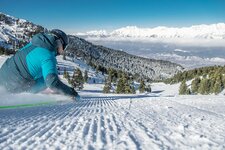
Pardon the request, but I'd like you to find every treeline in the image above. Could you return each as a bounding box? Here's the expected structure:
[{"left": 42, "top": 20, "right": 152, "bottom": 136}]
[
  {"left": 88, "top": 61, "right": 113, "bottom": 75},
  {"left": 103, "top": 68, "right": 135, "bottom": 94},
  {"left": 165, "top": 65, "right": 225, "bottom": 84},
  {"left": 168, "top": 66, "right": 225, "bottom": 95},
  {"left": 63, "top": 64, "right": 152, "bottom": 94},
  {"left": 103, "top": 68, "right": 151, "bottom": 94},
  {"left": 88, "top": 61, "right": 152, "bottom": 82},
  {"left": 63, "top": 68, "right": 88, "bottom": 90}
]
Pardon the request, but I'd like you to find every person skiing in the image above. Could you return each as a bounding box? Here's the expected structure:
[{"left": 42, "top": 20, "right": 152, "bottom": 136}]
[{"left": 0, "top": 29, "right": 80, "bottom": 100}]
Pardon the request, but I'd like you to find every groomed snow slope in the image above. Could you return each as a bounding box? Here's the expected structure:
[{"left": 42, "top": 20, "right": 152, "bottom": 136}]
[
  {"left": 1, "top": 95, "right": 225, "bottom": 149},
  {"left": 0, "top": 56, "right": 225, "bottom": 149}
]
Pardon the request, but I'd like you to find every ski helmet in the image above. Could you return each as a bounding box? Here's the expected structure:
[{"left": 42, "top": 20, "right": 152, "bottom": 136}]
[{"left": 50, "top": 29, "right": 69, "bottom": 50}]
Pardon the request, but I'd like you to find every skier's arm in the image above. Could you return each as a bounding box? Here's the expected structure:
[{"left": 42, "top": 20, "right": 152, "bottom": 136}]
[
  {"left": 45, "top": 73, "right": 78, "bottom": 96},
  {"left": 41, "top": 58, "right": 78, "bottom": 97}
]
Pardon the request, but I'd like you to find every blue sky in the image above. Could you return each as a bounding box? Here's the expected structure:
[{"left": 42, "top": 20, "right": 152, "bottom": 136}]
[{"left": 1, "top": 0, "right": 225, "bottom": 33}]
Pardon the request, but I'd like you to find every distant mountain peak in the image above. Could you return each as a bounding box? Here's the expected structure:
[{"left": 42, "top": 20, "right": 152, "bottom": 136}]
[{"left": 76, "top": 23, "right": 225, "bottom": 41}]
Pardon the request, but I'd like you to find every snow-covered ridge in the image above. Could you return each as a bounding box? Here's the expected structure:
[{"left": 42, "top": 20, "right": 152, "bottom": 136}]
[
  {"left": 0, "top": 12, "right": 44, "bottom": 49},
  {"left": 76, "top": 23, "right": 225, "bottom": 41}
]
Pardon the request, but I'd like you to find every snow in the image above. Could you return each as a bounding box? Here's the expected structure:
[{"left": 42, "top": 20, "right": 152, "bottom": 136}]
[
  {"left": 0, "top": 55, "right": 225, "bottom": 149},
  {"left": 57, "top": 56, "right": 105, "bottom": 84},
  {"left": 0, "top": 91, "right": 225, "bottom": 149},
  {"left": 151, "top": 82, "right": 180, "bottom": 97}
]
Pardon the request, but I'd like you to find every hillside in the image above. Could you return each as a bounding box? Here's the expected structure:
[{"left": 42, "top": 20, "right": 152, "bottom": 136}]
[
  {"left": 1, "top": 55, "right": 225, "bottom": 149},
  {"left": 165, "top": 65, "right": 225, "bottom": 95},
  {"left": 67, "top": 36, "right": 183, "bottom": 80},
  {"left": 0, "top": 12, "right": 183, "bottom": 80},
  {"left": 0, "top": 12, "right": 44, "bottom": 49}
]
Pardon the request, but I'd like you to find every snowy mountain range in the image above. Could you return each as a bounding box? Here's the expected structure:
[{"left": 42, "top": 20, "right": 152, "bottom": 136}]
[
  {"left": 76, "top": 24, "right": 225, "bottom": 69},
  {"left": 76, "top": 23, "right": 225, "bottom": 42}
]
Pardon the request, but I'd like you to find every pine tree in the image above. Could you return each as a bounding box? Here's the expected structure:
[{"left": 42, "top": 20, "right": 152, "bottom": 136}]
[
  {"left": 71, "top": 68, "right": 84, "bottom": 90},
  {"left": 179, "top": 80, "right": 188, "bottom": 95},
  {"left": 0, "top": 46, "right": 5, "bottom": 55},
  {"left": 116, "top": 77, "right": 125, "bottom": 94},
  {"left": 222, "top": 76, "right": 225, "bottom": 88},
  {"left": 187, "top": 88, "right": 191, "bottom": 95},
  {"left": 198, "top": 78, "right": 210, "bottom": 95},
  {"left": 63, "top": 68, "right": 70, "bottom": 79},
  {"left": 191, "top": 77, "right": 201, "bottom": 94},
  {"left": 96, "top": 65, "right": 100, "bottom": 73},
  {"left": 116, "top": 73, "right": 127, "bottom": 94},
  {"left": 213, "top": 76, "right": 223, "bottom": 94},
  {"left": 68, "top": 77, "right": 72, "bottom": 85},
  {"left": 139, "top": 80, "right": 146, "bottom": 93},
  {"left": 124, "top": 81, "right": 132, "bottom": 94},
  {"left": 145, "top": 84, "right": 152, "bottom": 93},
  {"left": 84, "top": 70, "right": 88, "bottom": 83},
  {"left": 107, "top": 68, "right": 114, "bottom": 83},
  {"left": 103, "top": 78, "right": 111, "bottom": 93},
  {"left": 115, "top": 72, "right": 136, "bottom": 94},
  {"left": 131, "top": 85, "right": 136, "bottom": 94},
  {"left": 213, "top": 80, "right": 222, "bottom": 95}
]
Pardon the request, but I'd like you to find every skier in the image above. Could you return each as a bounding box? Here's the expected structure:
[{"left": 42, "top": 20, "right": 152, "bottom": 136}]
[{"left": 0, "top": 29, "right": 80, "bottom": 101}]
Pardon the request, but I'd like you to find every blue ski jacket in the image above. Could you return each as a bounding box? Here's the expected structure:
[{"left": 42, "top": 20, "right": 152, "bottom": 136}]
[{"left": 0, "top": 33, "right": 77, "bottom": 96}]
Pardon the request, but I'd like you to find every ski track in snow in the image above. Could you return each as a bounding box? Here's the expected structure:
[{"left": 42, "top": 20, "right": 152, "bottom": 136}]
[{"left": 0, "top": 96, "right": 225, "bottom": 150}]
